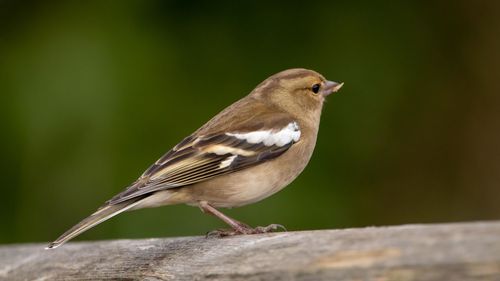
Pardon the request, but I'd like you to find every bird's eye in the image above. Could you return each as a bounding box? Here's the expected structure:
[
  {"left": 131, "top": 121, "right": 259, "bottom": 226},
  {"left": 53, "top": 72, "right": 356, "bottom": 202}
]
[{"left": 311, "top": 83, "right": 321, "bottom": 94}]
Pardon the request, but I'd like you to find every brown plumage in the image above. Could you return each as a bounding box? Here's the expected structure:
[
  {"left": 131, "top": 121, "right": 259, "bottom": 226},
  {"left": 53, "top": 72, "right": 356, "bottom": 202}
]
[{"left": 47, "top": 68, "right": 343, "bottom": 249}]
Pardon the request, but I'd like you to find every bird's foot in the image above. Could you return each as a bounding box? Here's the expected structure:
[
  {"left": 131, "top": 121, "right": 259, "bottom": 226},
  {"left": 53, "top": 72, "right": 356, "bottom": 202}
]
[
  {"left": 206, "top": 223, "right": 286, "bottom": 238},
  {"left": 254, "top": 223, "right": 287, "bottom": 233}
]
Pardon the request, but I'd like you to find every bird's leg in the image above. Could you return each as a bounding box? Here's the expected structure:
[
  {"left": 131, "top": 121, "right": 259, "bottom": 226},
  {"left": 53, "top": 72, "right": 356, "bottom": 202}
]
[
  {"left": 198, "top": 201, "right": 251, "bottom": 235},
  {"left": 198, "top": 201, "right": 286, "bottom": 237}
]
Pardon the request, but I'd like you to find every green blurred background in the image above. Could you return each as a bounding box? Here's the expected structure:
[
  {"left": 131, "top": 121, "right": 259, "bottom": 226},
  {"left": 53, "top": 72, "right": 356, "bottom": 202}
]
[{"left": 1, "top": 1, "right": 499, "bottom": 245}]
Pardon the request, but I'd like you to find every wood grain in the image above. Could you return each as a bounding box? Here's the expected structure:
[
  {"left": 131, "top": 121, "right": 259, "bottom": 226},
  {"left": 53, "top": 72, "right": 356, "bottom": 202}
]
[{"left": 1, "top": 221, "right": 500, "bottom": 280}]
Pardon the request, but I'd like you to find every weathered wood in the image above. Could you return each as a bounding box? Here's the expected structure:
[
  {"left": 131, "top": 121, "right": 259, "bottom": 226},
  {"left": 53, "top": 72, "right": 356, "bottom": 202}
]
[{"left": 1, "top": 221, "right": 500, "bottom": 280}]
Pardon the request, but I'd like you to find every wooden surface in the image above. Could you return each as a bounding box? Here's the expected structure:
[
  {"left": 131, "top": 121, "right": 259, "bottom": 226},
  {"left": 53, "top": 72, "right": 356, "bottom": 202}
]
[{"left": 1, "top": 221, "right": 500, "bottom": 280}]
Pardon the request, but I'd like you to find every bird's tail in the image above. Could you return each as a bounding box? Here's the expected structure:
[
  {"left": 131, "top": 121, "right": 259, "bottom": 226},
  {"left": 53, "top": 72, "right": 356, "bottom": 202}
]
[{"left": 46, "top": 199, "right": 144, "bottom": 249}]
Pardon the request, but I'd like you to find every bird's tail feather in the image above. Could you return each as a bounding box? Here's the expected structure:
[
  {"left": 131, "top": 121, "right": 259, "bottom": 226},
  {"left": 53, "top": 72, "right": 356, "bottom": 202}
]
[{"left": 46, "top": 199, "right": 144, "bottom": 249}]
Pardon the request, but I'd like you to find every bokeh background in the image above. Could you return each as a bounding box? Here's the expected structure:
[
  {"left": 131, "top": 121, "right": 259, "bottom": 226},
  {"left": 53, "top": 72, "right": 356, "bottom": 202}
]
[{"left": 1, "top": 1, "right": 499, "bottom": 245}]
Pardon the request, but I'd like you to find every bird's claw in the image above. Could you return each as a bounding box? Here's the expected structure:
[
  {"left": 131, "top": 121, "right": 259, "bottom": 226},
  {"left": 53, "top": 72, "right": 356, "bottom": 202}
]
[
  {"left": 254, "top": 223, "right": 287, "bottom": 233},
  {"left": 205, "top": 229, "right": 236, "bottom": 238},
  {"left": 205, "top": 223, "right": 286, "bottom": 238}
]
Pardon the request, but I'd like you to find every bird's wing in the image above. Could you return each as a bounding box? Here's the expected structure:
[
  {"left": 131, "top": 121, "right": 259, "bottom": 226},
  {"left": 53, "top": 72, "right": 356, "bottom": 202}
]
[{"left": 107, "top": 112, "right": 300, "bottom": 205}]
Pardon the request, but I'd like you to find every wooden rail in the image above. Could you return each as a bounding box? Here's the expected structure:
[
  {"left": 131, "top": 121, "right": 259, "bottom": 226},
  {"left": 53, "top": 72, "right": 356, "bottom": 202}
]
[{"left": 1, "top": 221, "right": 499, "bottom": 280}]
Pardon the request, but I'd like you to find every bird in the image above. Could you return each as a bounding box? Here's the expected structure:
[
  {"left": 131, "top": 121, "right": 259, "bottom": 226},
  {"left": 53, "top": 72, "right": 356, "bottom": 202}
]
[{"left": 46, "top": 68, "right": 343, "bottom": 249}]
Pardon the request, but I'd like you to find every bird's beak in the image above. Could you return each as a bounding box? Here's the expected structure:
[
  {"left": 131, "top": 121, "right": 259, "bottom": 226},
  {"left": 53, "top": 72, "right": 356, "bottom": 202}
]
[{"left": 322, "top": 81, "right": 344, "bottom": 97}]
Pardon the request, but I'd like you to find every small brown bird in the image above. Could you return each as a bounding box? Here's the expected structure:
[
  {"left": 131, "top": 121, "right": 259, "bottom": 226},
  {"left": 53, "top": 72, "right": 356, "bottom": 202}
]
[{"left": 47, "top": 68, "right": 343, "bottom": 249}]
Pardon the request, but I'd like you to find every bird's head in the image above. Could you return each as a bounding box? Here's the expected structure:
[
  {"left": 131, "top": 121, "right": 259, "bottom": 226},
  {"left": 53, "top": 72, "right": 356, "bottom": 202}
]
[{"left": 251, "top": 68, "right": 343, "bottom": 120}]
